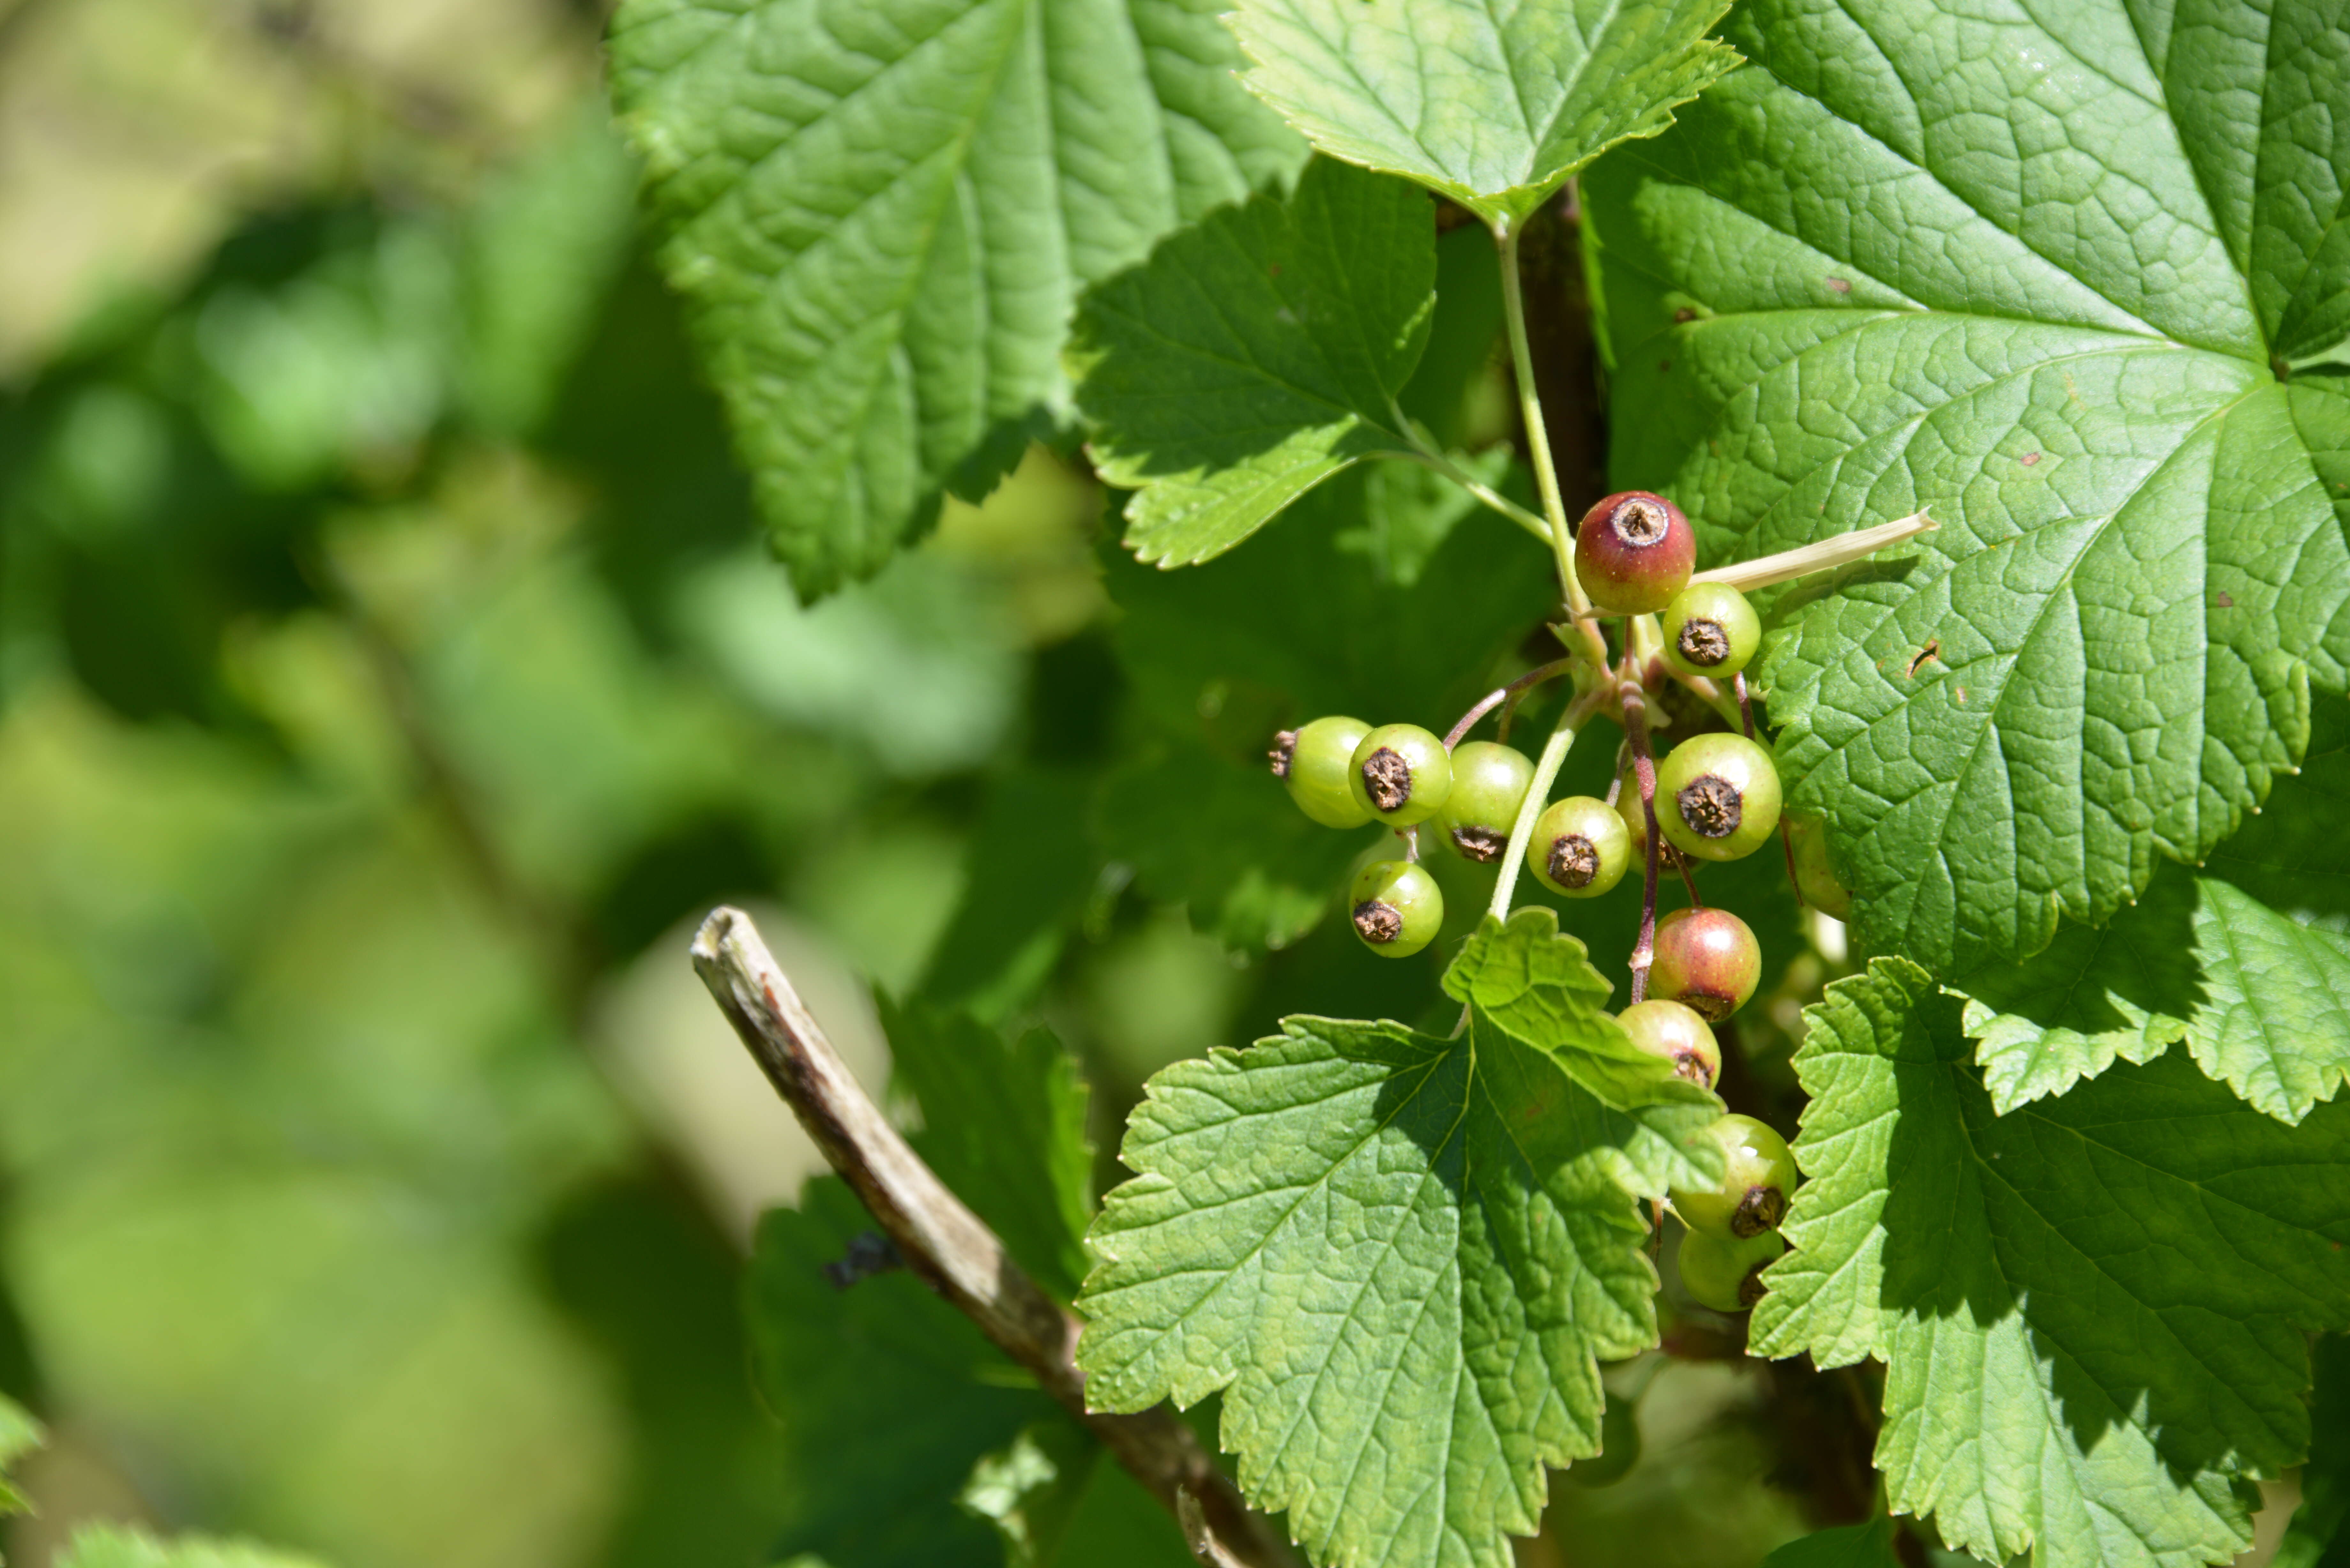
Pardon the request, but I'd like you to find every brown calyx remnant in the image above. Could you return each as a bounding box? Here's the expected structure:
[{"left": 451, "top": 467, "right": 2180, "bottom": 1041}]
[
  {"left": 1732, "top": 1184, "right": 1787, "bottom": 1238},
  {"left": 1268, "top": 730, "right": 1298, "bottom": 779},
  {"left": 1737, "top": 1264, "right": 1770, "bottom": 1309},
  {"left": 1677, "top": 617, "right": 1730, "bottom": 668},
  {"left": 1359, "top": 746, "right": 1412, "bottom": 812},
  {"left": 1673, "top": 1049, "right": 1715, "bottom": 1088},
  {"left": 1682, "top": 990, "right": 1734, "bottom": 1025},
  {"left": 1608, "top": 495, "right": 1672, "bottom": 547},
  {"left": 1451, "top": 825, "right": 1507, "bottom": 863},
  {"left": 1547, "top": 832, "right": 1598, "bottom": 888},
  {"left": 1678, "top": 774, "right": 1743, "bottom": 839},
  {"left": 1353, "top": 899, "right": 1403, "bottom": 945}
]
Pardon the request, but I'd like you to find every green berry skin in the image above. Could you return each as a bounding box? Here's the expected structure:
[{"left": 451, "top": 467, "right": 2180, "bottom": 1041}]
[
  {"left": 1347, "top": 724, "right": 1454, "bottom": 827},
  {"left": 1671, "top": 1114, "right": 1800, "bottom": 1243},
  {"left": 1435, "top": 742, "right": 1535, "bottom": 863},
  {"left": 1649, "top": 907, "right": 1762, "bottom": 1022},
  {"left": 1565, "top": 1400, "right": 1641, "bottom": 1488},
  {"left": 1574, "top": 490, "right": 1696, "bottom": 614},
  {"left": 1349, "top": 859, "right": 1443, "bottom": 958},
  {"left": 1678, "top": 1227, "right": 1786, "bottom": 1314},
  {"left": 1662, "top": 582, "right": 1762, "bottom": 679},
  {"left": 1618, "top": 999, "right": 1721, "bottom": 1090},
  {"left": 1527, "top": 795, "right": 1631, "bottom": 897},
  {"left": 1787, "top": 814, "right": 1853, "bottom": 918},
  {"left": 1273, "top": 716, "right": 1376, "bottom": 828},
  {"left": 1657, "top": 733, "right": 1783, "bottom": 862}
]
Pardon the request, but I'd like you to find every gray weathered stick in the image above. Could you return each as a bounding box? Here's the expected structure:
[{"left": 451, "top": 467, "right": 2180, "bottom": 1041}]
[{"left": 688, "top": 906, "right": 1292, "bottom": 1568}]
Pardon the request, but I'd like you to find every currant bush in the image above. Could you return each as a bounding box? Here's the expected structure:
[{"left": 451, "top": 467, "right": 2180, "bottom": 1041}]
[
  {"left": 1656, "top": 733, "right": 1782, "bottom": 862},
  {"left": 1434, "top": 741, "right": 1535, "bottom": 863},
  {"left": 1347, "top": 724, "right": 1453, "bottom": 827},
  {"left": 1527, "top": 795, "right": 1630, "bottom": 897}
]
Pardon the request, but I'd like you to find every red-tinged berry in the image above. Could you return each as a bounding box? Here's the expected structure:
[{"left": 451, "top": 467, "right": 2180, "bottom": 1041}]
[
  {"left": 1657, "top": 733, "right": 1783, "bottom": 862},
  {"left": 1274, "top": 715, "right": 1375, "bottom": 828},
  {"left": 1574, "top": 491, "right": 1696, "bottom": 614},
  {"left": 1661, "top": 582, "right": 1760, "bottom": 679},
  {"left": 1617, "top": 999, "right": 1721, "bottom": 1090},
  {"left": 1347, "top": 724, "right": 1453, "bottom": 827},
  {"left": 1527, "top": 795, "right": 1630, "bottom": 897},
  {"left": 1678, "top": 1227, "right": 1785, "bottom": 1314},
  {"left": 1434, "top": 742, "right": 1535, "bottom": 863},
  {"left": 1671, "top": 1115, "right": 1799, "bottom": 1242},
  {"left": 1649, "top": 907, "right": 1762, "bottom": 1021},
  {"left": 1787, "top": 814, "right": 1853, "bottom": 918},
  {"left": 1349, "top": 859, "right": 1442, "bottom": 958}
]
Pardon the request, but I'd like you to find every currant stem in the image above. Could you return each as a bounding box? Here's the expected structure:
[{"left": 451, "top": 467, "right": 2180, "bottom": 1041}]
[
  {"left": 1735, "top": 671, "right": 1756, "bottom": 740},
  {"left": 1389, "top": 439, "right": 1555, "bottom": 548},
  {"left": 1486, "top": 682, "right": 1600, "bottom": 923},
  {"left": 1401, "top": 825, "right": 1421, "bottom": 864},
  {"left": 1621, "top": 675, "right": 1664, "bottom": 1004},
  {"left": 1443, "top": 658, "right": 1576, "bottom": 750},
  {"left": 1687, "top": 511, "right": 1937, "bottom": 593}
]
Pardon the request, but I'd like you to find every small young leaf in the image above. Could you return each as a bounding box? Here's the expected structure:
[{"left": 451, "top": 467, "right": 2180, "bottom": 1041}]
[
  {"left": 609, "top": 0, "right": 1305, "bottom": 596},
  {"left": 1072, "top": 158, "right": 1436, "bottom": 565},
  {"left": 1951, "top": 699, "right": 2350, "bottom": 1123},
  {"left": 1752, "top": 958, "right": 2350, "bottom": 1568},
  {"left": 56, "top": 1527, "right": 331, "bottom": 1568},
  {"left": 1585, "top": 0, "right": 2350, "bottom": 977},
  {"left": 1759, "top": 1517, "right": 1901, "bottom": 1568},
  {"left": 1230, "top": 0, "right": 1740, "bottom": 229},
  {"left": 1076, "top": 916, "right": 1720, "bottom": 1568}
]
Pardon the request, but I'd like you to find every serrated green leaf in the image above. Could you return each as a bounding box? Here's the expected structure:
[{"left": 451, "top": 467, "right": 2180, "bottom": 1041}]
[
  {"left": 1584, "top": 0, "right": 2350, "bottom": 976},
  {"left": 1759, "top": 1517, "right": 1900, "bottom": 1568},
  {"left": 1075, "top": 915, "right": 1720, "bottom": 1568},
  {"left": 0, "top": 1393, "right": 38, "bottom": 1519},
  {"left": 959, "top": 1417, "right": 1098, "bottom": 1567},
  {"left": 884, "top": 997, "right": 1096, "bottom": 1299},
  {"left": 55, "top": 1527, "right": 331, "bottom": 1568},
  {"left": 2275, "top": 1335, "right": 2350, "bottom": 1568},
  {"left": 923, "top": 770, "right": 1100, "bottom": 1021},
  {"left": 1751, "top": 958, "right": 2350, "bottom": 1568},
  {"left": 1073, "top": 159, "right": 1436, "bottom": 564},
  {"left": 1952, "top": 699, "right": 2350, "bottom": 1122},
  {"left": 609, "top": 0, "right": 1306, "bottom": 596},
  {"left": 1230, "top": 0, "right": 1740, "bottom": 229}
]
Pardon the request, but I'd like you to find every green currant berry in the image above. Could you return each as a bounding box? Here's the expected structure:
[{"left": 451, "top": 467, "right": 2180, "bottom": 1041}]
[
  {"left": 1272, "top": 715, "right": 1376, "bottom": 828},
  {"left": 1349, "top": 859, "right": 1443, "bottom": 958},
  {"left": 1527, "top": 795, "right": 1630, "bottom": 897},
  {"left": 1613, "top": 773, "right": 1687, "bottom": 874},
  {"left": 1434, "top": 741, "right": 1535, "bottom": 863},
  {"left": 1787, "top": 814, "right": 1853, "bottom": 918},
  {"left": 1574, "top": 491, "right": 1696, "bottom": 615},
  {"left": 1661, "top": 582, "right": 1761, "bottom": 679},
  {"left": 1656, "top": 732, "right": 1783, "bottom": 863},
  {"left": 1618, "top": 999, "right": 1721, "bottom": 1089},
  {"left": 1565, "top": 1399, "right": 1641, "bottom": 1488},
  {"left": 1678, "top": 1227, "right": 1785, "bottom": 1314},
  {"left": 1671, "top": 1114, "right": 1799, "bottom": 1242},
  {"left": 1649, "top": 907, "right": 1762, "bottom": 1022},
  {"left": 1346, "top": 724, "right": 1453, "bottom": 827}
]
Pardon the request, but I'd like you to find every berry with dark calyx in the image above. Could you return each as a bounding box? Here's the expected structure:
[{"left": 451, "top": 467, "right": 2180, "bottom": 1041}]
[
  {"left": 1657, "top": 732, "right": 1782, "bottom": 862},
  {"left": 1573, "top": 490, "right": 1696, "bottom": 614},
  {"left": 1565, "top": 1400, "right": 1641, "bottom": 1488},
  {"left": 1347, "top": 724, "right": 1454, "bottom": 826},
  {"left": 1349, "top": 859, "right": 1443, "bottom": 958},
  {"left": 1648, "top": 907, "right": 1762, "bottom": 1021},
  {"left": 1671, "top": 1115, "right": 1799, "bottom": 1242},
  {"left": 1678, "top": 1227, "right": 1785, "bottom": 1314},
  {"left": 1786, "top": 814, "right": 1853, "bottom": 918},
  {"left": 1618, "top": 999, "right": 1721, "bottom": 1089},
  {"left": 1527, "top": 796, "right": 1631, "bottom": 897},
  {"left": 1434, "top": 741, "right": 1535, "bottom": 863},
  {"left": 1273, "top": 715, "right": 1376, "bottom": 828},
  {"left": 1661, "top": 582, "right": 1761, "bottom": 679}
]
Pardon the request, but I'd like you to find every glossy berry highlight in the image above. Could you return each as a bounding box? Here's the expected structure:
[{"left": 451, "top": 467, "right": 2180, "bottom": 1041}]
[
  {"left": 1273, "top": 715, "right": 1375, "bottom": 828},
  {"left": 1527, "top": 795, "right": 1630, "bottom": 898},
  {"left": 1618, "top": 999, "right": 1721, "bottom": 1090},
  {"left": 1573, "top": 490, "right": 1696, "bottom": 614},
  {"left": 1678, "top": 1228, "right": 1785, "bottom": 1314},
  {"left": 1347, "top": 724, "right": 1453, "bottom": 827},
  {"left": 1649, "top": 907, "right": 1762, "bottom": 1021},
  {"left": 1657, "top": 733, "right": 1782, "bottom": 862},
  {"left": 1349, "top": 859, "right": 1442, "bottom": 958},
  {"left": 1671, "top": 1115, "right": 1799, "bottom": 1242},
  {"left": 1434, "top": 742, "right": 1535, "bottom": 863},
  {"left": 1661, "top": 582, "right": 1760, "bottom": 679}
]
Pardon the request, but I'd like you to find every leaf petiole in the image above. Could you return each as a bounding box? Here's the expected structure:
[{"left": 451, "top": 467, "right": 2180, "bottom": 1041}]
[
  {"left": 1486, "top": 675, "right": 1607, "bottom": 921},
  {"left": 1687, "top": 511, "right": 1937, "bottom": 592},
  {"left": 1388, "top": 435, "right": 1556, "bottom": 548}
]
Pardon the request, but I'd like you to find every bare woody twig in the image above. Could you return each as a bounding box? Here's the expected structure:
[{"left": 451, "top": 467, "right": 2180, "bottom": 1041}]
[{"left": 688, "top": 906, "right": 1294, "bottom": 1568}]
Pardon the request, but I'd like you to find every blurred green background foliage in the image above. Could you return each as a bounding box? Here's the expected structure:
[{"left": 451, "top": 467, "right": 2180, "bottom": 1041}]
[{"left": 0, "top": 1, "right": 1835, "bottom": 1564}]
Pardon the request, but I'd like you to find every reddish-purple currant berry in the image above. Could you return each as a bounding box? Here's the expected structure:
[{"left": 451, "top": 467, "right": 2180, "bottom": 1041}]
[
  {"left": 1573, "top": 491, "right": 1697, "bottom": 615},
  {"left": 1649, "top": 907, "right": 1762, "bottom": 1022}
]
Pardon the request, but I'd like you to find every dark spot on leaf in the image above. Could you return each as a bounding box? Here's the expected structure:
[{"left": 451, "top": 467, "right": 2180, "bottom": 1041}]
[
  {"left": 1955, "top": 686, "right": 1967, "bottom": 704},
  {"left": 1826, "top": 276, "right": 1851, "bottom": 294},
  {"left": 2214, "top": 590, "right": 2235, "bottom": 608},
  {"left": 1268, "top": 263, "right": 1282, "bottom": 276},
  {"left": 1360, "top": 746, "right": 1412, "bottom": 811},
  {"left": 1673, "top": 306, "right": 1697, "bottom": 323},
  {"left": 1352, "top": 899, "right": 1402, "bottom": 945},
  {"left": 1905, "top": 640, "right": 1941, "bottom": 678},
  {"left": 1268, "top": 729, "right": 1297, "bottom": 779},
  {"left": 1659, "top": 359, "right": 1672, "bottom": 373},
  {"left": 2020, "top": 451, "right": 2041, "bottom": 466}
]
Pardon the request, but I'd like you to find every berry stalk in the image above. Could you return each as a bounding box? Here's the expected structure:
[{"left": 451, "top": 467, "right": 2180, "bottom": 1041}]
[
  {"left": 1485, "top": 679, "right": 1604, "bottom": 922},
  {"left": 1443, "top": 657, "right": 1575, "bottom": 750},
  {"left": 1687, "top": 510, "right": 1937, "bottom": 593},
  {"left": 1620, "top": 673, "right": 1664, "bottom": 1003}
]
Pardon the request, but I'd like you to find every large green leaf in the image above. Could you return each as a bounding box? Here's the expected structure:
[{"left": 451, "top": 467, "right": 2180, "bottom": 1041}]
[
  {"left": 1072, "top": 158, "right": 1436, "bottom": 564},
  {"left": 1584, "top": 0, "right": 2350, "bottom": 976},
  {"left": 1229, "top": 0, "right": 1740, "bottom": 230},
  {"left": 1952, "top": 700, "right": 2350, "bottom": 1123},
  {"left": 1750, "top": 958, "right": 2350, "bottom": 1568},
  {"left": 2275, "top": 1335, "right": 2350, "bottom": 1568},
  {"left": 1759, "top": 1519, "right": 1900, "bottom": 1568},
  {"left": 1075, "top": 912, "right": 1720, "bottom": 1568},
  {"left": 608, "top": 0, "right": 1306, "bottom": 596}
]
